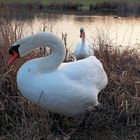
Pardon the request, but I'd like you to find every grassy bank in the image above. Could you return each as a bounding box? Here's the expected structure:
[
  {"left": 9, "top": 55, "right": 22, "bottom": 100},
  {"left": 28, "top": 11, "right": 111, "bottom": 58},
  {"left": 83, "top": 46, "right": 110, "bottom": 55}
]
[
  {"left": 1, "top": 0, "right": 140, "bottom": 6},
  {"left": 1, "top": 0, "right": 140, "bottom": 16}
]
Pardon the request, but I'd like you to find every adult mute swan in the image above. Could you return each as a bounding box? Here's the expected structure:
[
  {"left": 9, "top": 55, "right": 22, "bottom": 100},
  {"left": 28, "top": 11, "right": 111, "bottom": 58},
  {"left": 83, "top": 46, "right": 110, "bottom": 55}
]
[
  {"left": 74, "top": 27, "right": 94, "bottom": 60},
  {"left": 8, "top": 32, "right": 108, "bottom": 117}
]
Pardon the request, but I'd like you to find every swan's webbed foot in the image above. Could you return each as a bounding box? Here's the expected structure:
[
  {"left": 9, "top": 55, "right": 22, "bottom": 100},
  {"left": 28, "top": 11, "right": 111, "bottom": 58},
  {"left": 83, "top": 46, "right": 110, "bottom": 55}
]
[
  {"left": 47, "top": 113, "right": 70, "bottom": 140},
  {"left": 47, "top": 129, "right": 70, "bottom": 140},
  {"left": 69, "top": 106, "right": 100, "bottom": 138}
]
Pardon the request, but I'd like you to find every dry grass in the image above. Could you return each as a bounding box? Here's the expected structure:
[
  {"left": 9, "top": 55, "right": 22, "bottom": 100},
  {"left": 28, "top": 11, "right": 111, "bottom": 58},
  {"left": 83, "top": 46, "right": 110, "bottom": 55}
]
[
  {"left": 0, "top": 15, "right": 76, "bottom": 140},
  {"left": 0, "top": 13, "right": 140, "bottom": 140},
  {"left": 71, "top": 38, "right": 140, "bottom": 140}
]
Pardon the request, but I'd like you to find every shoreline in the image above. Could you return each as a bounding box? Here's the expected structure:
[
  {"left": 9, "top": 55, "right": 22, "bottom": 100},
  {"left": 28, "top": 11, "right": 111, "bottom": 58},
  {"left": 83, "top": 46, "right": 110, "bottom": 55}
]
[{"left": 1, "top": 1, "right": 140, "bottom": 17}]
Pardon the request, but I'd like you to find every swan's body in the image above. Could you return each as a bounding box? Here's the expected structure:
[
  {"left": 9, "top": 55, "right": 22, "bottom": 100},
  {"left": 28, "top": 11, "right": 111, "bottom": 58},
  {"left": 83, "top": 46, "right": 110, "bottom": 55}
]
[
  {"left": 8, "top": 32, "right": 108, "bottom": 117},
  {"left": 74, "top": 27, "right": 94, "bottom": 60}
]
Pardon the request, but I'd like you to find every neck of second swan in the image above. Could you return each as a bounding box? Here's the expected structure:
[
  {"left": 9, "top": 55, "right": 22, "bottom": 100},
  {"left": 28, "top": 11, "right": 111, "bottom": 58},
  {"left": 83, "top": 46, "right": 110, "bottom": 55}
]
[
  {"left": 81, "top": 32, "right": 85, "bottom": 47},
  {"left": 30, "top": 32, "right": 66, "bottom": 73}
]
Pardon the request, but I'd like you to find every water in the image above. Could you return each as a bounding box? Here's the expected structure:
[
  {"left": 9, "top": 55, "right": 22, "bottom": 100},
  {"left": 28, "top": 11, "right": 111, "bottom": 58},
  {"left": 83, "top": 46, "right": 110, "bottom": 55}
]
[{"left": 15, "top": 14, "right": 140, "bottom": 49}]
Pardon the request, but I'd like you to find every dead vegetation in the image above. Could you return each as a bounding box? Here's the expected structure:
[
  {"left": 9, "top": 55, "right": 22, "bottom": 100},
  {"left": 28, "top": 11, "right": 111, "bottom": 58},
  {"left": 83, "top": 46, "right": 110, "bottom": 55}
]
[
  {"left": 0, "top": 12, "right": 140, "bottom": 140},
  {"left": 71, "top": 40, "right": 140, "bottom": 140}
]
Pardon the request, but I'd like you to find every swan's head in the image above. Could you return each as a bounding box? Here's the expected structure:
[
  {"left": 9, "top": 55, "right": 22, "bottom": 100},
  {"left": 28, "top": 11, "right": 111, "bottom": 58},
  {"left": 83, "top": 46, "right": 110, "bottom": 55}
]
[
  {"left": 80, "top": 27, "right": 85, "bottom": 38},
  {"left": 8, "top": 32, "right": 65, "bottom": 65},
  {"left": 8, "top": 36, "right": 35, "bottom": 65}
]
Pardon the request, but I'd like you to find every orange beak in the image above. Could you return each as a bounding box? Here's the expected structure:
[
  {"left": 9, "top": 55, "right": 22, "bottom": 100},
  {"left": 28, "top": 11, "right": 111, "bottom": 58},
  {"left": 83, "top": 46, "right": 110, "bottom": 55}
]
[
  {"left": 80, "top": 32, "right": 83, "bottom": 38},
  {"left": 8, "top": 51, "right": 19, "bottom": 65}
]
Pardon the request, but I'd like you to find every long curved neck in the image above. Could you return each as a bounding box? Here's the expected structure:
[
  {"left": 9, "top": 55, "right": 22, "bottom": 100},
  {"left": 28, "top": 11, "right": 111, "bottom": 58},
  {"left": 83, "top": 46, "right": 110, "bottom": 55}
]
[
  {"left": 27, "top": 32, "right": 66, "bottom": 73},
  {"left": 81, "top": 32, "right": 85, "bottom": 47}
]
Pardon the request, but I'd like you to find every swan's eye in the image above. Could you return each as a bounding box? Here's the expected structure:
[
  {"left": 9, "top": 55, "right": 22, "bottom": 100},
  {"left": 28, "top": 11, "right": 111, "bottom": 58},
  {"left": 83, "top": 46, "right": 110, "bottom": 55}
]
[
  {"left": 9, "top": 44, "right": 20, "bottom": 55},
  {"left": 9, "top": 48, "right": 14, "bottom": 55},
  {"left": 80, "top": 29, "right": 83, "bottom": 33}
]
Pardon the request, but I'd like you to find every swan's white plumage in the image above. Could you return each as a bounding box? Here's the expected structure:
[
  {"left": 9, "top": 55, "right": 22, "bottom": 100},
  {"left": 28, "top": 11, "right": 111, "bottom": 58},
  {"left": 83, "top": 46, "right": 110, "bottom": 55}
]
[
  {"left": 12, "top": 32, "right": 108, "bottom": 116},
  {"left": 74, "top": 27, "right": 94, "bottom": 60}
]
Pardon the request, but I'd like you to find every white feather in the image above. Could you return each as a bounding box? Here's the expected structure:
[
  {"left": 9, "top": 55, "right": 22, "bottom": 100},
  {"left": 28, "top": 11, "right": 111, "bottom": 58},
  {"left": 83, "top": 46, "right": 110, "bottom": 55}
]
[
  {"left": 74, "top": 27, "right": 94, "bottom": 60},
  {"left": 14, "top": 32, "right": 108, "bottom": 116}
]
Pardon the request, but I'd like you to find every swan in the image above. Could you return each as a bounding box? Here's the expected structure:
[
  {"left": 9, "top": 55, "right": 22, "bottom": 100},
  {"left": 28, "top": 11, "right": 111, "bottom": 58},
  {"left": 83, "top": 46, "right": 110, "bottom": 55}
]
[
  {"left": 8, "top": 32, "right": 108, "bottom": 117},
  {"left": 74, "top": 27, "right": 94, "bottom": 60}
]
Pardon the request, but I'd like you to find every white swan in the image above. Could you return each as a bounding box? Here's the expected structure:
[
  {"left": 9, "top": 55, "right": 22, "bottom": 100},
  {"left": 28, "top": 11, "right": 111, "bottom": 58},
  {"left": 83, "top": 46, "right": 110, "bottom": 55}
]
[
  {"left": 74, "top": 27, "right": 94, "bottom": 60},
  {"left": 8, "top": 32, "right": 108, "bottom": 117}
]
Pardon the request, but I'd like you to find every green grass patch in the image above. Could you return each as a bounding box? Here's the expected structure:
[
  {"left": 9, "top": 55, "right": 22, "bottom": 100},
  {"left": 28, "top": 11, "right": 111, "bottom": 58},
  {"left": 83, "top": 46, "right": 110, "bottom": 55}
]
[{"left": 1, "top": 0, "right": 140, "bottom": 6}]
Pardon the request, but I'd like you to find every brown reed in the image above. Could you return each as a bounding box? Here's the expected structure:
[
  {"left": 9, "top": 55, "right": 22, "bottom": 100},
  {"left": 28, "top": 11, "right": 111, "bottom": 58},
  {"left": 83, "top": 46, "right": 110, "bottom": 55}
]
[
  {"left": 0, "top": 15, "right": 140, "bottom": 140},
  {"left": 71, "top": 36, "right": 140, "bottom": 140}
]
